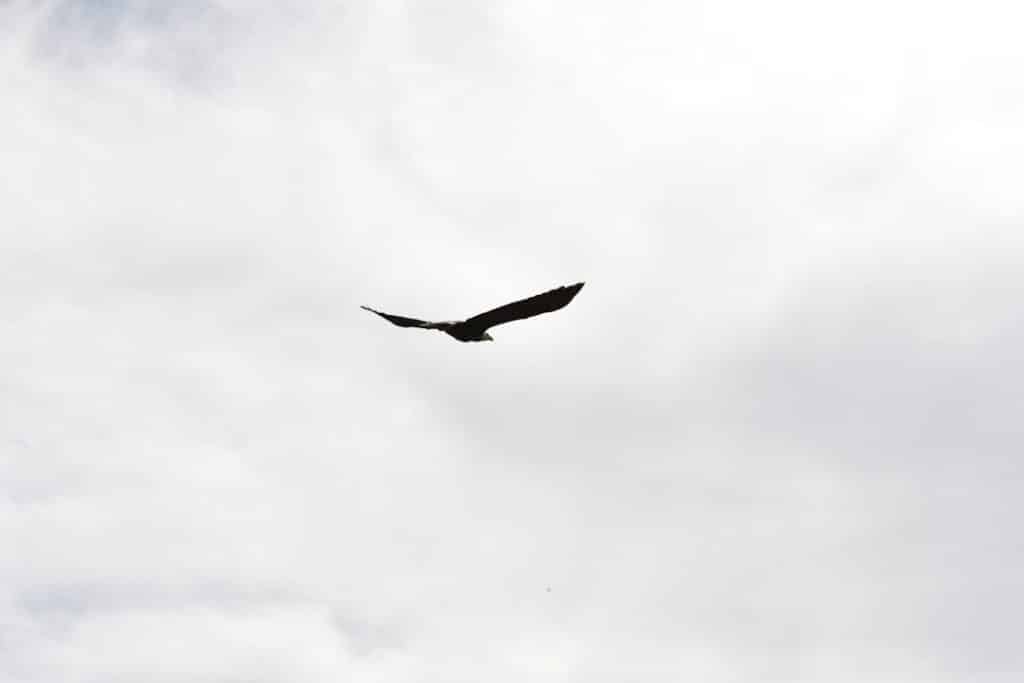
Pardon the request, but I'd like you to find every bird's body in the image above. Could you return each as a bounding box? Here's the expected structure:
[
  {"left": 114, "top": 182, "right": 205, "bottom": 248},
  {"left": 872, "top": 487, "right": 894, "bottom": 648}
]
[{"left": 361, "top": 282, "right": 584, "bottom": 342}]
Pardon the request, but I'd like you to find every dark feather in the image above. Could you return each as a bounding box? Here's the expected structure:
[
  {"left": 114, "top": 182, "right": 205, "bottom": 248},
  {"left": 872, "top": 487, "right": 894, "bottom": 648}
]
[
  {"left": 359, "top": 305, "right": 432, "bottom": 328},
  {"left": 463, "top": 282, "right": 585, "bottom": 331}
]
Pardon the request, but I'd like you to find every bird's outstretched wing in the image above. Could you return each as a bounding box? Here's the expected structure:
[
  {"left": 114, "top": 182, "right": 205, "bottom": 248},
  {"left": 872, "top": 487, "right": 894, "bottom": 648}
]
[
  {"left": 360, "top": 306, "right": 433, "bottom": 328},
  {"left": 463, "top": 282, "right": 584, "bottom": 331}
]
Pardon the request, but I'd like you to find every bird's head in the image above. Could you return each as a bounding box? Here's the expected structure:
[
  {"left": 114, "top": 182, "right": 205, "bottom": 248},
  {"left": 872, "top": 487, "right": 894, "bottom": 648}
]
[{"left": 481, "top": 332, "right": 494, "bottom": 342}]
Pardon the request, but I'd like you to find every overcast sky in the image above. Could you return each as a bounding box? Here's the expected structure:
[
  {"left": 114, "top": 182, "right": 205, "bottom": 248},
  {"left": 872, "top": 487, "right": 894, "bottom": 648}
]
[{"left": 2, "top": 1, "right": 1023, "bottom": 681}]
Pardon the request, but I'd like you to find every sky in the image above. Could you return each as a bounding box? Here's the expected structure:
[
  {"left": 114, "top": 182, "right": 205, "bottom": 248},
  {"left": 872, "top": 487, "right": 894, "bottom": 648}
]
[{"left": 2, "top": 1, "right": 1023, "bottom": 681}]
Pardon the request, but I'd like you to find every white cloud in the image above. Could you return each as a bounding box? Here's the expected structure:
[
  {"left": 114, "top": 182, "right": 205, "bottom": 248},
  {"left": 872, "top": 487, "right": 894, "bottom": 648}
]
[{"left": 2, "top": 1, "right": 1023, "bottom": 681}]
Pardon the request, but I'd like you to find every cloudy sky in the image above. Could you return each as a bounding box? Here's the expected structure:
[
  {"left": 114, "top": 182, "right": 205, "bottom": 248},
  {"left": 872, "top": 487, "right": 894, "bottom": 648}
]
[{"left": 2, "top": 1, "right": 1023, "bottom": 681}]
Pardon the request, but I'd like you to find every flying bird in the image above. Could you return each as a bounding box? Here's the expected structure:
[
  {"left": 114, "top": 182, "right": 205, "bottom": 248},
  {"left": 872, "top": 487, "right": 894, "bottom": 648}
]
[{"left": 361, "top": 282, "right": 584, "bottom": 342}]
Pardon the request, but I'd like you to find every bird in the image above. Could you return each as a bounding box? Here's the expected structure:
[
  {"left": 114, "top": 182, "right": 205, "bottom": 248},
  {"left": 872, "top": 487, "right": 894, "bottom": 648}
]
[{"left": 361, "top": 282, "right": 584, "bottom": 342}]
